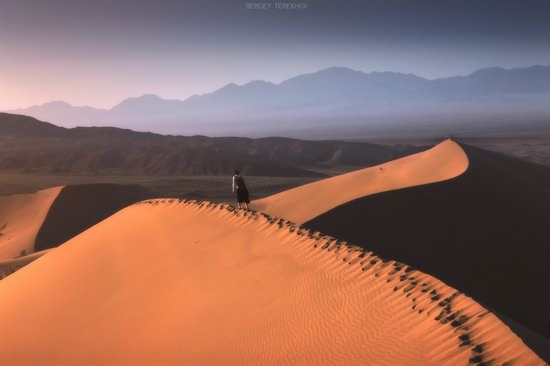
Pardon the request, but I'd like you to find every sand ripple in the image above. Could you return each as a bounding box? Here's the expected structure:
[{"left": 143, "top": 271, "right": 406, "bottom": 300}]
[{"left": 0, "top": 199, "right": 542, "bottom": 365}]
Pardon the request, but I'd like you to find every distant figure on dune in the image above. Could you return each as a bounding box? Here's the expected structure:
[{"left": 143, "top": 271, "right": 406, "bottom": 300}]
[{"left": 232, "top": 170, "right": 250, "bottom": 210}]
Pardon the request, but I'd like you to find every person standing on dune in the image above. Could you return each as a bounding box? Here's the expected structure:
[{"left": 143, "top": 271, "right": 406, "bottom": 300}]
[{"left": 232, "top": 170, "right": 250, "bottom": 210}]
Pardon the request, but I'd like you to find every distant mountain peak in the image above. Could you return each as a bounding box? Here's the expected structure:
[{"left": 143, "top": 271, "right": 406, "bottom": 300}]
[
  {"left": 138, "top": 94, "right": 164, "bottom": 100},
  {"left": 527, "top": 64, "right": 548, "bottom": 70},
  {"left": 10, "top": 100, "right": 102, "bottom": 113},
  {"left": 317, "top": 66, "right": 361, "bottom": 74},
  {"left": 117, "top": 94, "right": 166, "bottom": 104},
  {"left": 468, "top": 66, "right": 507, "bottom": 76},
  {"left": 6, "top": 64, "right": 550, "bottom": 134},
  {"left": 42, "top": 100, "right": 74, "bottom": 107},
  {"left": 219, "top": 82, "right": 239, "bottom": 90},
  {"left": 244, "top": 80, "right": 277, "bottom": 87},
  {"left": 112, "top": 94, "right": 182, "bottom": 113},
  {"left": 11, "top": 100, "right": 75, "bottom": 111},
  {"left": 306, "top": 66, "right": 364, "bottom": 78}
]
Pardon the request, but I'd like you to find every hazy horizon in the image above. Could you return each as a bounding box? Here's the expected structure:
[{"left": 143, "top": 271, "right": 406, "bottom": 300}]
[
  {"left": 7, "top": 64, "right": 550, "bottom": 111},
  {"left": 1, "top": 0, "right": 550, "bottom": 110}
]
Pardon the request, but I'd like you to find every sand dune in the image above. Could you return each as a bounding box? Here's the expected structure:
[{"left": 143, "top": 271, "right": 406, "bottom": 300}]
[
  {"left": 0, "top": 184, "right": 150, "bottom": 280},
  {"left": 0, "top": 249, "right": 51, "bottom": 280},
  {"left": 34, "top": 183, "right": 152, "bottom": 251},
  {"left": 0, "top": 187, "right": 61, "bottom": 260},
  {"left": 304, "top": 144, "right": 550, "bottom": 347},
  {"left": 0, "top": 200, "right": 542, "bottom": 365},
  {"left": 252, "top": 139, "right": 468, "bottom": 224}
]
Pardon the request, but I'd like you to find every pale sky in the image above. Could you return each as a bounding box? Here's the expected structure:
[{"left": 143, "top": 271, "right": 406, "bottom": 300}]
[{"left": 1, "top": 0, "right": 549, "bottom": 110}]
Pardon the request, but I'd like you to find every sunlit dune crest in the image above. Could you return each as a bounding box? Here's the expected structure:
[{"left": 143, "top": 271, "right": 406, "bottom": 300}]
[
  {"left": 0, "top": 200, "right": 542, "bottom": 365},
  {"left": 0, "top": 249, "right": 52, "bottom": 280},
  {"left": 0, "top": 187, "right": 62, "bottom": 260},
  {"left": 252, "top": 139, "right": 469, "bottom": 224}
]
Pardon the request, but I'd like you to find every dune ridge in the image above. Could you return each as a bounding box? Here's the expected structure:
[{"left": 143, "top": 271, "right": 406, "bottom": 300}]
[
  {"left": 0, "top": 187, "right": 62, "bottom": 260},
  {"left": 0, "top": 199, "right": 542, "bottom": 365},
  {"left": 303, "top": 143, "right": 550, "bottom": 347},
  {"left": 34, "top": 183, "right": 152, "bottom": 251},
  {"left": 252, "top": 139, "right": 468, "bottom": 224},
  {"left": 0, "top": 249, "right": 51, "bottom": 280},
  {"left": 0, "top": 184, "right": 151, "bottom": 280}
]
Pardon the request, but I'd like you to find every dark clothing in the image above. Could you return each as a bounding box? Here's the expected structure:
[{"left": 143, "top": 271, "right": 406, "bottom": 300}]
[
  {"left": 233, "top": 175, "right": 250, "bottom": 203},
  {"left": 236, "top": 188, "right": 250, "bottom": 203},
  {"left": 234, "top": 175, "right": 247, "bottom": 190}
]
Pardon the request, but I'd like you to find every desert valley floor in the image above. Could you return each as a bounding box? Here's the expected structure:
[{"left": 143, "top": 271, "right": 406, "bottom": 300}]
[{"left": 0, "top": 140, "right": 548, "bottom": 365}]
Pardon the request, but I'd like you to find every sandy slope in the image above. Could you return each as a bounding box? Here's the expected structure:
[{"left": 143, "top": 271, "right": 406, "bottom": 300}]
[
  {"left": 0, "top": 184, "right": 150, "bottom": 280},
  {"left": 0, "top": 249, "right": 51, "bottom": 280},
  {"left": 303, "top": 143, "right": 550, "bottom": 353},
  {"left": 251, "top": 139, "right": 468, "bottom": 224},
  {"left": 0, "top": 187, "right": 61, "bottom": 260},
  {"left": 0, "top": 200, "right": 542, "bottom": 365},
  {"left": 34, "top": 183, "right": 152, "bottom": 251}
]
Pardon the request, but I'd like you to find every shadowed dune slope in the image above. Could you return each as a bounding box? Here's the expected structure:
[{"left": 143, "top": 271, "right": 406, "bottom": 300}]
[
  {"left": 252, "top": 139, "right": 468, "bottom": 224},
  {"left": 305, "top": 144, "right": 550, "bottom": 343},
  {"left": 0, "top": 187, "right": 62, "bottom": 260},
  {"left": 0, "top": 200, "right": 542, "bottom": 365},
  {"left": 34, "top": 183, "right": 152, "bottom": 252},
  {"left": 0, "top": 184, "right": 151, "bottom": 280}
]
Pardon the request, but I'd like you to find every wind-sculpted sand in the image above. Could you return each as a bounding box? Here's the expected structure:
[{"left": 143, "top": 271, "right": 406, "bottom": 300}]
[
  {"left": 0, "top": 200, "right": 542, "bottom": 365},
  {"left": 0, "top": 249, "right": 51, "bottom": 280},
  {"left": 0, "top": 187, "right": 61, "bottom": 260},
  {"left": 303, "top": 143, "right": 550, "bottom": 357},
  {"left": 0, "top": 184, "right": 150, "bottom": 280},
  {"left": 252, "top": 139, "right": 468, "bottom": 224}
]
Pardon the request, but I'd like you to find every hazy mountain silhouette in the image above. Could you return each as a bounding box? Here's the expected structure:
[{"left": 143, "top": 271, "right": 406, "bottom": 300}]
[
  {"left": 433, "top": 65, "right": 550, "bottom": 96},
  {"left": 0, "top": 113, "right": 422, "bottom": 176},
  {"left": 7, "top": 65, "right": 550, "bottom": 135}
]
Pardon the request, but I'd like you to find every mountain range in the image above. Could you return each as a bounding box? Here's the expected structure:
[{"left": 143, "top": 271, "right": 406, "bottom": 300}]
[
  {"left": 7, "top": 65, "right": 550, "bottom": 136},
  {"left": 0, "top": 113, "right": 421, "bottom": 177}
]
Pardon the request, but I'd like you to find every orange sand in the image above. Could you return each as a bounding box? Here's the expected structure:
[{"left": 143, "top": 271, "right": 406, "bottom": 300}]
[
  {"left": 0, "top": 200, "right": 542, "bottom": 365},
  {"left": 252, "top": 139, "right": 469, "bottom": 224},
  {"left": 0, "top": 187, "right": 62, "bottom": 260},
  {"left": 0, "top": 249, "right": 51, "bottom": 280}
]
